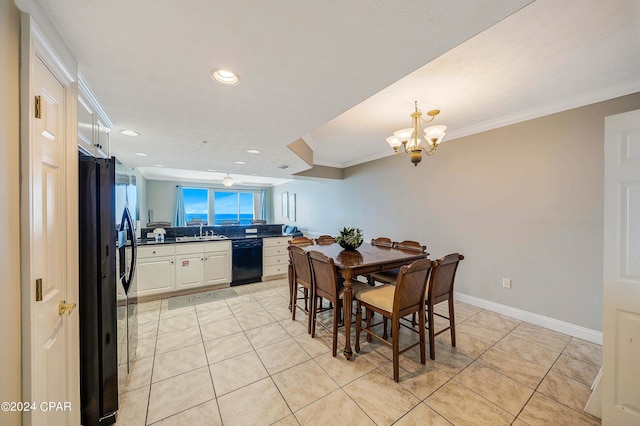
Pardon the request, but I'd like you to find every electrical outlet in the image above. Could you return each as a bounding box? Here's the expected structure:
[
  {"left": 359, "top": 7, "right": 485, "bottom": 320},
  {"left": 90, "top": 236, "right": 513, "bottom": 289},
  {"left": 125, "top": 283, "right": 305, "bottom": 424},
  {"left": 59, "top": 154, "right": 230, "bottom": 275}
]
[{"left": 502, "top": 278, "right": 512, "bottom": 289}]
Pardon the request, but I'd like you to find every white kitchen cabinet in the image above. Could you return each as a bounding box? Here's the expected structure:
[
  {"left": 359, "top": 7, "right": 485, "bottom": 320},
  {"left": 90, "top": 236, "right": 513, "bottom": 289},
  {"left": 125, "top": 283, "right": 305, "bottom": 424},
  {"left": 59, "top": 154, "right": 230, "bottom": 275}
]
[
  {"left": 204, "top": 242, "right": 231, "bottom": 286},
  {"left": 77, "top": 96, "right": 95, "bottom": 155},
  {"left": 77, "top": 76, "right": 112, "bottom": 158},
  {"left": 136, "top": 245, "right": 176, "bottom": 297},
  {"left": 135, "top": 241, "right": 231, "bottom": 298},
  {"left": 175, "top": 244, "right": 205, "bottom": 290},
  {"left": 95, "top": 117, "right": 110, "bottom": 158},
  {"left": 175, "top": 241, "right": 231, "bottom": 290},
  {"left": 263, "top": 236, "right": 289, "bottom": 279}
]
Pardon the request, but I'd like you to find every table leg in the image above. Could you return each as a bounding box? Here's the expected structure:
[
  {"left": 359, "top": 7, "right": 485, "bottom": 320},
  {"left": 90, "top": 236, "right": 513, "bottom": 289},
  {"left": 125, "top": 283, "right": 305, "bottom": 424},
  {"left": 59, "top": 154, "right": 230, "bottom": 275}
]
[
  {"left": 288, "top": 263, "right": 294, "bottom": 311},
  {"left": 341, "top": 269, "right": 354, "bottom": 360}
]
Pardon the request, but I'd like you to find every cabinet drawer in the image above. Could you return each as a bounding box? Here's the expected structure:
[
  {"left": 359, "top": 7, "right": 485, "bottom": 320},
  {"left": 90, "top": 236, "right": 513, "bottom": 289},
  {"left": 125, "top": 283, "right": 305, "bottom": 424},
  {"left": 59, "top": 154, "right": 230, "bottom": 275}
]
[
  {"left": 264, "top": 254, "right": 288, "bottom": 267},
  {"left": 204, "top": 241, "right": 231, "bottom": 253},
  {"left": 263, "top": 237, "right": 289, "bottom": 248},
  {"left": 264, "top": 264, "right": 288, "bottom": 277},
  {"left": 138, "top": 245, "right": 176, "bottom": 258},
  {"left": 175, "top": 242, "right": 204, "bottom": 255},
  {"left": 264, "top": 246, "right": 287, "bottom": 257}
]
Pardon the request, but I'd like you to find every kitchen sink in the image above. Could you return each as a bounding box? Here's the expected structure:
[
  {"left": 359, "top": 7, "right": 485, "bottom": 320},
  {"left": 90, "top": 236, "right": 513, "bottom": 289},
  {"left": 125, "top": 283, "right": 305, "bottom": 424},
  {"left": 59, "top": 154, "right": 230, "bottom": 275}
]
[{"left": 175, "top": 235, "right": 229, "bottom": 242}]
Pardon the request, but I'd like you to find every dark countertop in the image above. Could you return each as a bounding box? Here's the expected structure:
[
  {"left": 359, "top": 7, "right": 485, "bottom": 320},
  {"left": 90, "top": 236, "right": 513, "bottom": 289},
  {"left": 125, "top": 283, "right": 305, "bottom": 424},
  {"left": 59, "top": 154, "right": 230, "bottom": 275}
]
[{"left": 138, "top": 233, "right": 293, "bottom": 246}]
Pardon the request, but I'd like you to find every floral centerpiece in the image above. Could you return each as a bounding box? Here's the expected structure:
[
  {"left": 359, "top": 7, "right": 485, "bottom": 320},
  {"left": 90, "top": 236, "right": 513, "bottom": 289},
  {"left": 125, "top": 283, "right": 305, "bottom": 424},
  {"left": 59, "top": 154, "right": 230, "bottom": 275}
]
[{"left": 335, "top": 227, "right": 363, "bottom": 251}]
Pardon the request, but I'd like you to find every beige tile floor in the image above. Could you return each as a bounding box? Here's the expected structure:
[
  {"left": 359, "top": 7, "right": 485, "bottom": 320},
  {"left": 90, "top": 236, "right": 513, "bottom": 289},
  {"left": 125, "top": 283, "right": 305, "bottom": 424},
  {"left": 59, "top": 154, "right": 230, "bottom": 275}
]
[{"left": 116, "top": 278, "right": 602, "bottom": 425}]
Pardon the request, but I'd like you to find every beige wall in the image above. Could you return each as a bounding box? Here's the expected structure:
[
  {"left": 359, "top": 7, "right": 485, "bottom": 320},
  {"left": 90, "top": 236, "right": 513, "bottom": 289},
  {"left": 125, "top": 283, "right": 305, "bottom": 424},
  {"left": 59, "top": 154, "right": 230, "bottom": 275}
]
[
  {"left": 0, "top": 0, "right": 22, "bottom": 424},
  {"left": 273, "top": 93, "right": 640, "bottom": 331}
]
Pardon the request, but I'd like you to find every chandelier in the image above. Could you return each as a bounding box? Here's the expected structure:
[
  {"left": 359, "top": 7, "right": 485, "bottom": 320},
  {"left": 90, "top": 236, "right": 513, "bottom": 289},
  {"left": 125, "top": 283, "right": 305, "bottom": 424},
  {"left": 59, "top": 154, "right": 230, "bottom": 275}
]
[
  {"left": 386, "top": 101, "right": 447, "bottom": 166},
  {"left": 222, "top": 174, "right": 234, "bottom": 187}
]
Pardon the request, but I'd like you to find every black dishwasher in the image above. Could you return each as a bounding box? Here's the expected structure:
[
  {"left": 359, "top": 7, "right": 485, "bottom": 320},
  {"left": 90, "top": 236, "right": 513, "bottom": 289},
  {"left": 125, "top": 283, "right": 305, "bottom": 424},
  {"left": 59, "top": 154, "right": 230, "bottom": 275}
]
[{"left": 231, "top": 238, "right": 263, "bottom": 286}]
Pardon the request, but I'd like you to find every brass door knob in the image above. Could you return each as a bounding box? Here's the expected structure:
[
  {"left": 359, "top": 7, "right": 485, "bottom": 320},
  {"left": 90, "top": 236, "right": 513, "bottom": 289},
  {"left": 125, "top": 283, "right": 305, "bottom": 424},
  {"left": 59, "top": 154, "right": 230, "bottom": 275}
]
[{"left": 58, "top": 300, "right": 77, "bottom": 316}]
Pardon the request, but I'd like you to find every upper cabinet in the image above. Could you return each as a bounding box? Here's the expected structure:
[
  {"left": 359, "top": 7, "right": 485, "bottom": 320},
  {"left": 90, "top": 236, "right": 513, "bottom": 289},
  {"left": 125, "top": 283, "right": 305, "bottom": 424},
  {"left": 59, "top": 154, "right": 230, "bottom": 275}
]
[{"left": 77, "top": 75, "right": 113, "bottom": 158}]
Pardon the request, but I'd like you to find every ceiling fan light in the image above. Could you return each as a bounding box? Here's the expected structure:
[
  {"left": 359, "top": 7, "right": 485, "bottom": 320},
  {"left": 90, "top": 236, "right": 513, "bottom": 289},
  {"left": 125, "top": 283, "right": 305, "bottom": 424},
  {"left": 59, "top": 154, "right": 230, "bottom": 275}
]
[{"left": 222, "top": 175, "right": 234, "bottom": 187}]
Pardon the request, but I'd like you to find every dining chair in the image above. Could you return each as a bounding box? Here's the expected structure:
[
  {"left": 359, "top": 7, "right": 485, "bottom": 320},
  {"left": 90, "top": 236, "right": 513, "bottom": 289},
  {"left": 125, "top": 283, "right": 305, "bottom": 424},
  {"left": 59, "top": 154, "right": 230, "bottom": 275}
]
[
  {"left": 288, "top": 236, "right": 314, "bottom": 246},
  {"left": 369, "top": 240, "right": 428, "bottom": 286},
  {"left": 308, "top": 250, "right": 369, "bottom": 356},
  {"left": 368, "top": 239, "right": 429, "bottom": 338},
  {"left": 287, "top": 237, "right": 314, "bottom": 311},
  {"left": 219, "top": 220, "right": 239, "bottom": 225},
  {"left": 250, "top": 219, "right": 267, "bottom": 225},
  {"left": 421, "top": 253, "right": 464, "bottom": 360},
  {"left": 355, "top": 258, "right": 435, "bottom": 382},
  {"left": 367, "top": 237, "right": 399, "bottom": 286},
  {"left": 314, "top": 235, "right": 336, "bottom": 245},
  {"left": 186, "top": 220, "right": 208, "bottom": 226},
  {"left": 146, "top": 221, "right": 171, "bottom": 228},
  {"left": 288, "top": 246, "right": 313, "bottom": 333},
  {"left": 394, "top": 240, "right": 427, "bottom": 252},
  {"left": 371, "top": 236, "right": 394, "bottom": 248}
]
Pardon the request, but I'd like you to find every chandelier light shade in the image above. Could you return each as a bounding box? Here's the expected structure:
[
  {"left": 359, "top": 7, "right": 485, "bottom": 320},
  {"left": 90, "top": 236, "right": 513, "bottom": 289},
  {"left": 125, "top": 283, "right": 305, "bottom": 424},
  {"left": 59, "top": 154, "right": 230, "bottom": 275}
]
[
  {"left": 386, "top": 101, "right": 447, "bottom": 166},
  {"left": 222, "top": 174, "right": 234, "bottom": 187}
]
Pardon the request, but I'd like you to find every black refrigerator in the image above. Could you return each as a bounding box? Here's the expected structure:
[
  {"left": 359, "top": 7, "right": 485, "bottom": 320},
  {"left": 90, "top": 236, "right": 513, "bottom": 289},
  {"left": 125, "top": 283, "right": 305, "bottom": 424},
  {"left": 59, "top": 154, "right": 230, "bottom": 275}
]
[{"left": 78, "top": 154, "right": 119, "bottom": 426}]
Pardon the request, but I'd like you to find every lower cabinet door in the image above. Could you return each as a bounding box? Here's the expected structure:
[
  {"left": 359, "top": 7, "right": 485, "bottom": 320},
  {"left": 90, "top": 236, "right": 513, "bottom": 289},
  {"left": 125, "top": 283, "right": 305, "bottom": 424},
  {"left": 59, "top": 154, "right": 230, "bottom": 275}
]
[
  {"left": 176, "top": 254, "right": 205, "bottom": 289},
  {"left": 204, "top": 251, "right": 231, "bottom": 286},
  {"left": 137, "top": 256, "right": 175, "bottom": 296}
]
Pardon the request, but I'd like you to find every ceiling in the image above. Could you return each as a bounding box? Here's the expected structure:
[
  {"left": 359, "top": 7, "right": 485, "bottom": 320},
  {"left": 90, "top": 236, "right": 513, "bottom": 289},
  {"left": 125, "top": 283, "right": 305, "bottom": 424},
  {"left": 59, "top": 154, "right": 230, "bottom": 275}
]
[{"left": 38, "top": 0, "right": 640, "bottom": 186}]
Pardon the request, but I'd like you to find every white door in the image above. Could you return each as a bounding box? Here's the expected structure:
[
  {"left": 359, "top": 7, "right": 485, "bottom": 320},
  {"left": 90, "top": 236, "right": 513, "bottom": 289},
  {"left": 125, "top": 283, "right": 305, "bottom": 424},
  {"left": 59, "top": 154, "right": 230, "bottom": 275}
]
[
  {"left": 27, "top": 54, "right": 72, "bottom": 425},
  {"left": 602, "top": 109, "right": 640, "bottom": 425}
]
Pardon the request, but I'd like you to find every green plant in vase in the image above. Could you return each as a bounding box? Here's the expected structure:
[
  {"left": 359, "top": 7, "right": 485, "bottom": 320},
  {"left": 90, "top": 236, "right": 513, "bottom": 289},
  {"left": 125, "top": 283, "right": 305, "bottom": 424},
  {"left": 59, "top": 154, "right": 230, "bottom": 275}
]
[{"left": 336, "top": 227, "right": 364, "bottom": 250}]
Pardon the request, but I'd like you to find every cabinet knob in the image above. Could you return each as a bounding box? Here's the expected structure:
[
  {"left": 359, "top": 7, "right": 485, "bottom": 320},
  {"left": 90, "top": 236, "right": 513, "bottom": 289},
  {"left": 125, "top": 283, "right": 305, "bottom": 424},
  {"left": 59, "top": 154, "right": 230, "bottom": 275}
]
[{"left": 152, "top": 250, "right": 156, "bottom": 254}]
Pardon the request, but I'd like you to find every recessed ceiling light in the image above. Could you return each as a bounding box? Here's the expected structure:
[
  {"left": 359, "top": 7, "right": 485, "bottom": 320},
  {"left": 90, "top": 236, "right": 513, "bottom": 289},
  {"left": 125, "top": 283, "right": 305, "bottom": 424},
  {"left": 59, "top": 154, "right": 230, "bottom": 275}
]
[
  {"left": 247, "top": 149, "right": 260, "bottom": 154},
  {"left": 207, "top": 169, "right": 217, "bottom": 172},
  {"left": 121, "top": 130, "right": 139, "bottom": 137},
  {"left": 135, "top": 152, "right": 147, "bottom": 157},
  {"left": 234, "top": 161, "right": 246, "bottom": 165},
  {"left": 211, "top": 69, "right": 239, "bottom": 86},
  {"left": 154, "top": 164, "right": 164, "bottom": 167}
]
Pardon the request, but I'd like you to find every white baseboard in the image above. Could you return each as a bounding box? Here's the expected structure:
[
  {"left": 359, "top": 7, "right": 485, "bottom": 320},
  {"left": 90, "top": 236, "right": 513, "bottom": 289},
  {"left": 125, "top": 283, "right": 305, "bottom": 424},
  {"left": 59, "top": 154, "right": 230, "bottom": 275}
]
[{"left": 455, "top": 292, "right": 603, "bottom": 345}]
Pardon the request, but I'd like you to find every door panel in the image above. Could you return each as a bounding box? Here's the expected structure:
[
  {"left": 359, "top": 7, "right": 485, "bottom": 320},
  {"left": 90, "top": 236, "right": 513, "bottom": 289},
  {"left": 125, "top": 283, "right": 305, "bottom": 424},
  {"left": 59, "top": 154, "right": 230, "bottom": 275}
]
[
  {"left": 32, "top": 55, "right": 68, "bottom": 425},
  {"left": 176, "top": 255, "right": 204, "bottom": 289},
  {"left": 204, "top": 252, "right": 230, "bottom": 286},
  {"left": 603, "top": 109, "right": 640, "bottom": 425},
  {"left": 137, "top": 257, "right": 175, "bottom": 295}
]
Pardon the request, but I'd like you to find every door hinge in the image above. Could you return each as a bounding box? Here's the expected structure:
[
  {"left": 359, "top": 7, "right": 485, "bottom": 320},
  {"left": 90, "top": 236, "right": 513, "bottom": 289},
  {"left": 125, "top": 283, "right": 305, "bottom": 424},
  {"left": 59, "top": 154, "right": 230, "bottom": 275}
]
[
  {"left": 36, "top": 278, "right": 43, "bottom": 301},
  {"left": 35, "top": 95, "right": 42, "bottom": 119}
]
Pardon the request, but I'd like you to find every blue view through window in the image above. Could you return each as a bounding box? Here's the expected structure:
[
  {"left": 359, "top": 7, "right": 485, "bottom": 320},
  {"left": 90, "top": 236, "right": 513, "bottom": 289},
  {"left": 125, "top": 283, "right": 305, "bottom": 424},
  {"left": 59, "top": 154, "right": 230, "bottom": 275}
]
[
  {"left": 183, "top": 187, "right": 208, "bottom": 223},
  {"left": 214, "top": 192, "right": 254, "bottom": 224}
]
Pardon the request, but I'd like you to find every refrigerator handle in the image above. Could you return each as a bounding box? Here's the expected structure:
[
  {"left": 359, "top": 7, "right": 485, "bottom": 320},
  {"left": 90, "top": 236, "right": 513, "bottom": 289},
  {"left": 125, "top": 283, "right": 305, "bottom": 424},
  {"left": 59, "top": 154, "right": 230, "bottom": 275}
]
[{"left": 119, "top": 207, "right": 137, "bottom": 293}]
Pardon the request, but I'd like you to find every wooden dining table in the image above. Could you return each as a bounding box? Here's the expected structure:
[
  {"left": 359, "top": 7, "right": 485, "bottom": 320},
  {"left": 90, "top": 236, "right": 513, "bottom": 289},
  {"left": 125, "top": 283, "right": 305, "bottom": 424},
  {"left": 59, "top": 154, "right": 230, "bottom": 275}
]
[{"left": 301, "top": 242, "right": 429, "bottom": 359}]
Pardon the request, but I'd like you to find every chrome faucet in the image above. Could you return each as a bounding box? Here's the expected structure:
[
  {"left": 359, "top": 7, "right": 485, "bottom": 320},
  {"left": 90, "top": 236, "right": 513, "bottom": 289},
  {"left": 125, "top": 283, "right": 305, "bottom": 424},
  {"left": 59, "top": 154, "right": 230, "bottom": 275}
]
[{"left": 199, "top": 222, "right": 203, "bottom": 237}]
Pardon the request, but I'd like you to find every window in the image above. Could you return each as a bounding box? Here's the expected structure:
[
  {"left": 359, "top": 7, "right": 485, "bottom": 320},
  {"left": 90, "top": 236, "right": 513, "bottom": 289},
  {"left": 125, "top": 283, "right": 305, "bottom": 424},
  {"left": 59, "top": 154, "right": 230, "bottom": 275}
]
[
  {"left": 183, "top": 187, "right": 209, "bottom": 223},
  {"left": 181, "top": 187, "right": 263, "bottom": 225},
  {"left": 214, "top": 192, "right": 255, "bottom": 225}
]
